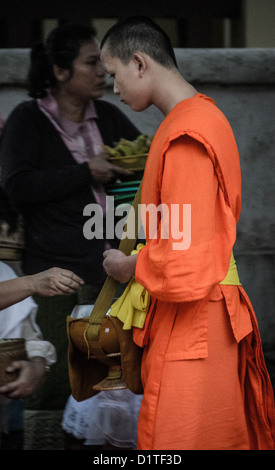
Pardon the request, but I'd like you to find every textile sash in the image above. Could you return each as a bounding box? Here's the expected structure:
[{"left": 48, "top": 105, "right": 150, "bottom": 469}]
[
  {"left": 110, "top": 250, "right": 240, "bottom": 330},
  {"left": 220, "top": 252, "right": 241, "bottom": 286}
]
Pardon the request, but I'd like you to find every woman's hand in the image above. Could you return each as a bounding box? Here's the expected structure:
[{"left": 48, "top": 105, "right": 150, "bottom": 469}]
[
  {"left": 0, "top": 268, "right": 85, "bottom": 310},
  {"left": 30, "top": 268, "right": 84, "bottom": 297},
  {"left": 88, "top": 151, "right": 133, "bottom": 184},
  {"left": 103, "top": 249, "right": 137, "bottom": 283},
  {"left": 0, "top": 360, "right": 46, "bottom": 399}
]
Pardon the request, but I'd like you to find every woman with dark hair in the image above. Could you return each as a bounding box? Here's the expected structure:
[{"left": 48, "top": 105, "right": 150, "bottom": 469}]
[{"left": 0, "top": 23, "right": 140, "bottom": 449}]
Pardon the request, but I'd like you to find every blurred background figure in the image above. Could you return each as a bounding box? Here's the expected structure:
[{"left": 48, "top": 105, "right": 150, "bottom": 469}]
[
  {"left": 0, "top": 186, "right": 84, "bottom": 449},
  {"left": 0, "top": 23, "right": 141, "bottom": 449}
]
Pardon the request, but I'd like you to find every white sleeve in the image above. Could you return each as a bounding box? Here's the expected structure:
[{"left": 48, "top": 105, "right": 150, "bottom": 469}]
[{"left": 19, "top": 315, "right": 57, "bottom": 366}]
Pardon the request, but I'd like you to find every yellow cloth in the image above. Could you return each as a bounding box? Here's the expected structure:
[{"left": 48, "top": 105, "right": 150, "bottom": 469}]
[
  {"left": 110, "top": 248, "right": 240, "bottom": 330},
  {"left": 109, "top": 244, "right": 150, "bottom": 330},
  {"left": 219, "top": 252, "right": 241, "bottom": 286}
]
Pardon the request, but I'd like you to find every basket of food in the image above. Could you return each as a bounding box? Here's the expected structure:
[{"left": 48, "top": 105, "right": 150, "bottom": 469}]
[
  {"left": 104, "top": 134, "right": 153, "bottom": 172},
  {"left": 108, "top": 153, "right": 148, "bottom": 171},
  {"left": 105, "top": 134, "right": 153, "bottom": 206},
  {"left": 0, "top": 338, "right": 28, "bottom": 386}
]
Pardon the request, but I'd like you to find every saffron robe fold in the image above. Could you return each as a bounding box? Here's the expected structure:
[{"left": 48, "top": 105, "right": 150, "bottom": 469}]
[{"left": 134, "top": 93, "right": 275, "bottom": 450}]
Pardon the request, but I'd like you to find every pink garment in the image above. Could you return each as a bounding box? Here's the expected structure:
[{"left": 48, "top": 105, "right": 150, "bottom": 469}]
[{"left": 37, "top": 92, "right": 106, "bottom": 210}]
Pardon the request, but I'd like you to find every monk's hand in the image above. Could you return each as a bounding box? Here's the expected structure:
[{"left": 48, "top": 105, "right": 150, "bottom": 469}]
[{"left": 103, "top": 249, "right": 137, "bottom": 283}]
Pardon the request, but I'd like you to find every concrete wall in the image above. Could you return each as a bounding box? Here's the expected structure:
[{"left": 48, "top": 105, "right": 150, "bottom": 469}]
[{"left": 0, "top": 47, "right": 275, "bottom": 387}]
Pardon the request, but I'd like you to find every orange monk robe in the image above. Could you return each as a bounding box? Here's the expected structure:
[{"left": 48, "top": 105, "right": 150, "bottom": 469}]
[{"left": 134, "top": 93, "right": 275, "bottom": 450}]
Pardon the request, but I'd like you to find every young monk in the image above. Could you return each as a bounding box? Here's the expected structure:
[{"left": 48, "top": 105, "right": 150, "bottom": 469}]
[{"left": 100, "top": 16, "right": 275, "bottom": 450}]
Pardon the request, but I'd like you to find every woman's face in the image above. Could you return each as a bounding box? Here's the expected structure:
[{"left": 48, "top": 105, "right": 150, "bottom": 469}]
[{"left": 60, "top": 39, "right": 106, "bottom": 101}]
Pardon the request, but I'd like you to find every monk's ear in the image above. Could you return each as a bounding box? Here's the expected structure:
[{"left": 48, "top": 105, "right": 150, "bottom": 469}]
[{"left": 132, "top": 53, "right": 148, "bottom": 77}]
